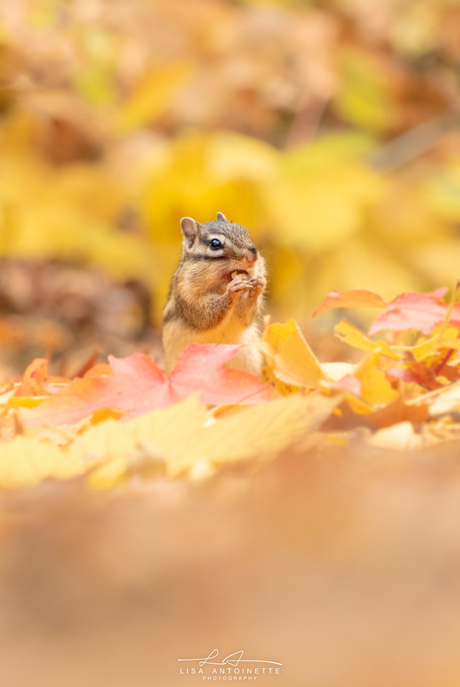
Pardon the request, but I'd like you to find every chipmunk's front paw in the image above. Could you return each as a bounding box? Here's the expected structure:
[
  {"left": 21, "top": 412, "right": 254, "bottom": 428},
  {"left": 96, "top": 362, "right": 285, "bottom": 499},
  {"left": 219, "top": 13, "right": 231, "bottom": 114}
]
[
  {"left": 228, "top": 277, "right": 253, "bottom": 295},
  {"left": 247, "top": 275, "right": 266, "bottom": 297},
  {"left": 228, "top": 274, "right": 266, "bottom": 299}
]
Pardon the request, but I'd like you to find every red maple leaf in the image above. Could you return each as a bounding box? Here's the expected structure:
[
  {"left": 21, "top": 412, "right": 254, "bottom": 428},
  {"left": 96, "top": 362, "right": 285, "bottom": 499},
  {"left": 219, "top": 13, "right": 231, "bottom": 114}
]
[{"left": 24, "top": 344, "right": 278, "bottom": 428}]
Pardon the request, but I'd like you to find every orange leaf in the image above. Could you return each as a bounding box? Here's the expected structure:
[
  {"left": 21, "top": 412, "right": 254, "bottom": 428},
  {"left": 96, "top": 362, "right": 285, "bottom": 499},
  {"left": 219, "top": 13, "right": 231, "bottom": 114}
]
[
  {"left": 313, "top": 289, "right": 387, "bottom": 317},
  {"left": 13, "top": 359, "right": 70, "bottom": 397},
  {"left": 14, "top": 359, "right": 49, "bottom": 396}
]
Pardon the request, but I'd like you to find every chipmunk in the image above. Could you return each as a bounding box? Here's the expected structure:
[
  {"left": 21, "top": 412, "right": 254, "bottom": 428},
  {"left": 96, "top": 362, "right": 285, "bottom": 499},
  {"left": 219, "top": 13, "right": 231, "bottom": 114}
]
[{"left": 162, "top": 212, "right": 267, "bottom": 376}]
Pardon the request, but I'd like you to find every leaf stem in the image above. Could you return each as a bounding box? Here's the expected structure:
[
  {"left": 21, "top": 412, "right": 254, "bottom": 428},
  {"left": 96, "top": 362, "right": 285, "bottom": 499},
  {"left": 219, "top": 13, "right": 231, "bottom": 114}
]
[{"left": 435, "top": 348, "right": 455, "bottom": 376}]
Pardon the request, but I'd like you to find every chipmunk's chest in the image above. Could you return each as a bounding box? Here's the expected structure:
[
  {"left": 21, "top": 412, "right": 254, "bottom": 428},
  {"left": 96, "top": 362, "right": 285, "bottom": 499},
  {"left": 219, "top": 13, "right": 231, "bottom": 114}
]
[
  {"left": 163, "top": 317, "right": 261, "bottom": 375},
  {"left": 168, "top": 313, "right": 248, "bottom": 348}
]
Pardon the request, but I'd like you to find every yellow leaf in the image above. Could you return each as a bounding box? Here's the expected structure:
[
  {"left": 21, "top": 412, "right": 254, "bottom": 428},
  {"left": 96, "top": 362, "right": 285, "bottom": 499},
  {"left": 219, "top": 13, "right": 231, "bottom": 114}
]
[
  {"left": 355, "top": 354, "right": 399, "bottom": 406},
  {"left": 435, "top": 339, "right": 460, "bottom": 351},
  {"left": 72, "top": 395, "right": 208, "bottom": 488},
  {"left": 262, "top": 320, "right": 327, "bottom": 388},
  {"left": 72, "top": 393, "right": 340, "bottom": 486},
  {"left": 8, "top": 396, "right": 47, "bottom": 408},
  {"left": 335, "top": 319, "right": 400, "bottom": 360},
  {"left": 0, "top": 437, "right": 86, "bottom": 488},
  {"left": 113, "top": 63, "right": 194, "bottom": 134},
  {"left": 400, "top": 333, "right": 442, "bottom": 362},
  {"left": 336, "top": 48, "right": 398, "bottom": 133},
  {"left": 267, "top": 135, "right": 382, "bottom": 253},
  {"left": 208, "top": 133, "right": 279, "bottom": 184},
  {"left": 408, "top": 327, "right": 460, "bottom": 362},
  {"left": 426, "top": 160, "right": 460, "bottom": 222},
  {"left": 261, "top": 320, "right": 297, "bottom": 366},
  {"left": 345, "top": 395, "right": 375, "bottom": 416},
  {"left": 261, "top": 364, "right": 299, "bottom": 396},
  {"left": 166, "top": 393, "right": 342, "bottom": 477}
]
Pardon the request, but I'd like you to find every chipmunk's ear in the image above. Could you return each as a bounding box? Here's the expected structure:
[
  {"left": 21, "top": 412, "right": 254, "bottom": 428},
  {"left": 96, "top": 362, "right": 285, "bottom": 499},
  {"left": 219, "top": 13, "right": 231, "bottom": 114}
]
[
  {"left": 216, "top": 212, "right": 227, "bottom": 222},
  {"left": 180, "top": 217, "right": 200, "bottom": 249}
]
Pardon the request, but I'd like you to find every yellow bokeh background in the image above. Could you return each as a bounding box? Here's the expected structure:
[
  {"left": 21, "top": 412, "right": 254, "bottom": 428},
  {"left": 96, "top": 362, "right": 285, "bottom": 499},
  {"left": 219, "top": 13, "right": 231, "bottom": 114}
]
[{"left": 1, "top": 0, "right": 460, "bottom": 333}]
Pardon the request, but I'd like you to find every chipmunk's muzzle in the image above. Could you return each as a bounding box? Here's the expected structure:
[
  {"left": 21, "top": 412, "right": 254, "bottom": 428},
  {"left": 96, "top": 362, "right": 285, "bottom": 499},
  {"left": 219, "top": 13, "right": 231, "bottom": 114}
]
[
  {"left": 227, "top": 250, "right": 258, "bottom": 281},
  {"left": 242, "top": 250, "right": 258, "bottom": 275}
]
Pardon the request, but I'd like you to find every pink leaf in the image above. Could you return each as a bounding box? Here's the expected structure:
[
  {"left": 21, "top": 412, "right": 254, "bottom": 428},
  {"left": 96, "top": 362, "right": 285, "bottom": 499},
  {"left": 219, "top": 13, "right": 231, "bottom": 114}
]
[
  {"left": 24, "top": 345, "right": 278, "bottom": 428},
  {"left": 369, "top": 289, "right": 459, "bottom": 335}
]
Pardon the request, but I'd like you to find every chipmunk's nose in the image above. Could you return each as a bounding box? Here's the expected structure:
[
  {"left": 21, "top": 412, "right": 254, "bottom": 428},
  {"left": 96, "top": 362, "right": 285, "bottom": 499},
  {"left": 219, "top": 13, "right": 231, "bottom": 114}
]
[{"left": 243, "top": 248, "right": 258, "bottom": 266}]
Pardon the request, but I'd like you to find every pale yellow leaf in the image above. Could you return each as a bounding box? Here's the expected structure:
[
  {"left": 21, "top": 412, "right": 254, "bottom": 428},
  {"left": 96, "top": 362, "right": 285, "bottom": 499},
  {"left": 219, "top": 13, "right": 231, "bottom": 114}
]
[
  {"left": 166, "top": 393, "right": 342, "bottom": 476},
  {"left": 368, "top": 419, "right": 456, "bottom": 450},
  {"left": 71, "top": 395, "right": 207, "bottom": 488},
  {"left": 0, "top": 437, "right": 86, "bottom": 488},
  {"left": 320, "top": 362, "right": 355, "bottom": 381},
  {"left": 72, "top": 393, "right": 340, "bottom": 486},
  {"left": 368, "top": 422, "right": 420, "bottom": 450},
  {"left": 429, "top": 384, "right": 460, "bottom": 416}
]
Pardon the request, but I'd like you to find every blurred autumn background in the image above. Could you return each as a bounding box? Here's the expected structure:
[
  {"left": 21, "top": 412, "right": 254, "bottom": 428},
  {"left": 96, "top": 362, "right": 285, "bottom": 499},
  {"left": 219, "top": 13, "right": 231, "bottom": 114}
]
[
  {"left": 5, "top": 2, "right": 460, "bottom": 687},
  {"left": 2, "top": 0, "right": 460, "bottom": 377}
]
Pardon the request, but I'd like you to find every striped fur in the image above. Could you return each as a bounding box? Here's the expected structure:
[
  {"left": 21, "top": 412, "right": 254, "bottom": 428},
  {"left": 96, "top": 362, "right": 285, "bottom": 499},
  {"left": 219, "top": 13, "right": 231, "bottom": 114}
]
[{"left": 162, "top": 214, "right": 267, "bottom": 376}]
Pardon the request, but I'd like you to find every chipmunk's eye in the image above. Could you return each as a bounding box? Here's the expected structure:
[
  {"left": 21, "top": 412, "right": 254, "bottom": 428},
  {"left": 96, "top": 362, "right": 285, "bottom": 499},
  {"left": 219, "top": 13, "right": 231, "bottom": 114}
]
[{"left": 210, "top": 239, "right": 223, "bottom": 249}]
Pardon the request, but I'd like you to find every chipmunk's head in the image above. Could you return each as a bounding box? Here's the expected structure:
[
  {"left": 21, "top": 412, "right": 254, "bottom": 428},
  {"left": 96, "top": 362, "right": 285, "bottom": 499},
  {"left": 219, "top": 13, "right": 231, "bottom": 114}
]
[{"left": 180, "top": 212, "right": 259, "bottom": 280}]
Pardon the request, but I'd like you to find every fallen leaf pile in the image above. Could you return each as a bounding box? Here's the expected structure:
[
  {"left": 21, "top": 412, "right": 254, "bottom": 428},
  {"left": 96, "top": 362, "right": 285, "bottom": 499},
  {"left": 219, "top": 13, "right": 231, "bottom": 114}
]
[{"left": 3, "top": 285, "right": 460, "bottom": 489}]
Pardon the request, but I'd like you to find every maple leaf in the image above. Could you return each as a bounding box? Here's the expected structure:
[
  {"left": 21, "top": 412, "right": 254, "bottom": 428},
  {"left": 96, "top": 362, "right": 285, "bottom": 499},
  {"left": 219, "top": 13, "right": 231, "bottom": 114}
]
[
  {"left": 314, "top": 287, "right": 460, "bottom": 336},
  {"left": 368, "top": 288, "right": 458, "bottom": 335},
  {"left": 23, "top": 344, "right": 277, "bottom": 428},
  {"left": 313, "top": 290, "right": 387, "bottom": 318}
]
